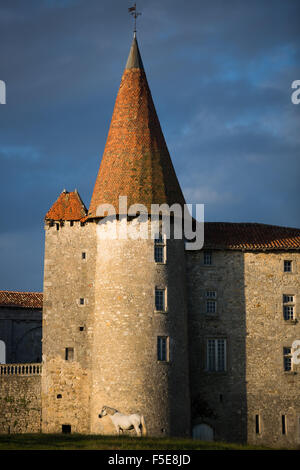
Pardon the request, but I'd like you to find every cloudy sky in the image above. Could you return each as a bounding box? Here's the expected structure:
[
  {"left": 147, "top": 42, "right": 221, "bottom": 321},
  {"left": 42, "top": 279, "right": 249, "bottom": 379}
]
[{"left": 0, "top": 0, "right": 299, "bottom": 291}]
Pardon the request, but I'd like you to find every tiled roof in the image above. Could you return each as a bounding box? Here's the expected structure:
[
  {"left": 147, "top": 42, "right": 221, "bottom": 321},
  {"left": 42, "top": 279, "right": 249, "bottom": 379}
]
[
  {"left": 45, "top": 190, "right": 87, "bottom": 221},
  {"left": 0, "top": 291, "right": 43, "bottom": 309},
  {"left": 203, "top": 222, "right": 300, "bottom": 250},
  {"left": 88, "top": 36, "right": 185, "bottom": 218}
]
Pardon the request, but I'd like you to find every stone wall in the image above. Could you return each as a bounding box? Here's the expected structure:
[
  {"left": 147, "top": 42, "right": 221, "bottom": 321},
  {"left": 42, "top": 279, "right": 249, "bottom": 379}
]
[
  {"left": 186, "top": 248, "right": 300, "bottom": 448},
  {"left": 0, "top": 365, "right": 41, "bottom": 433},
  {"left": 245, "top": 251, "right": 300, "bottom": 448},
  {"left": 186, "top": 249, "right": 247, "bottom": 444},
  {"left": 91, "top": 218, "right": 190, "bottom": 437},
  {"left": 42, "top": 220, "right": 97, "bottom": 433},
  {"left": 42, "top": 217, "right": 190, "bottom": 436}
]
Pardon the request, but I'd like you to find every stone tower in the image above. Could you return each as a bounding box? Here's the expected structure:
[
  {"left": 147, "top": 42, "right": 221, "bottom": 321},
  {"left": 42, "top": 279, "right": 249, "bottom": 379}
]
[{"left": 42, "top": 34, "right": 191, "bottom": 436}]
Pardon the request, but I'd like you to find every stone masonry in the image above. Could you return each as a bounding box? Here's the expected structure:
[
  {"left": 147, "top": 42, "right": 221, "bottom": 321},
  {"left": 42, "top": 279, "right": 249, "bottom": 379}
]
[
  {"left": 187, "top": 248, "right": 300, "bottom": 448},
  {"left": 0, "top": 34, "right": 300, "bottom": 448}
]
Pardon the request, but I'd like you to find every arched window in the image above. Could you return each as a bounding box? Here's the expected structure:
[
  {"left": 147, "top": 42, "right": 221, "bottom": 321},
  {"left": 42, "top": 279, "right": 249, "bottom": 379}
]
[
  {"left": 192, "top": 423, "right": 214, "bottom": 441},
  {"left": 0, "top": 340, "right": 6, "bottom": 364}
]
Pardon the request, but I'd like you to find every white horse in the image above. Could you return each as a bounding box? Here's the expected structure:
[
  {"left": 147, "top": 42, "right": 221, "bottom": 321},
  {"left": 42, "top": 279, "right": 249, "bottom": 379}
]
[{"left": 98, "top": 406, "right": 147, "bottom": 437}]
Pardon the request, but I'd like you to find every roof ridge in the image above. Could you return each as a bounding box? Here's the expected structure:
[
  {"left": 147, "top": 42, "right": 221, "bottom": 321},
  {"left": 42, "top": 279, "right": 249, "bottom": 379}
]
[
  {"left": 204, "top": 222, "right": 300, "bottom": 230},
  {"left": 0, "top": 290, "right": 43, "bottom": 294}
]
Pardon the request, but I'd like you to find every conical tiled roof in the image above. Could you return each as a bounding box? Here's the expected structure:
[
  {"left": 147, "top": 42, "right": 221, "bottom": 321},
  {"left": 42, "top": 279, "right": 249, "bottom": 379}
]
[
  {"left": 88, "top": 35, "right": 185, "bottom": 218},
  {"left": 45, "top": 190, "right": 87, "bottom": 221}
]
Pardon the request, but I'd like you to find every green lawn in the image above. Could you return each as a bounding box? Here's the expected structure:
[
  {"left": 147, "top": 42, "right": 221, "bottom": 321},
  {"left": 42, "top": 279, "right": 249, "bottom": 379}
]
[{"left": 0, "top": 434, "right": 271, "bottom": 450}]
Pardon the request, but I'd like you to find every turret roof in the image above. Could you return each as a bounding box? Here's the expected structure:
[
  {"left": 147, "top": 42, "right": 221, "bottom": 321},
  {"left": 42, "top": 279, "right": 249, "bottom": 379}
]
[
  {"left": 45, "top": 190, "right": 87, "bottom": 221},
  {"left": 88, "top": 35, "right": 185, "bottom": 218}
]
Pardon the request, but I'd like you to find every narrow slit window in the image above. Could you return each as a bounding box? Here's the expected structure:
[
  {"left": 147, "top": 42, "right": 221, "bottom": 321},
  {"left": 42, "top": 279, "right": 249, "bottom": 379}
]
[
  {"left": 255, "top": 415, "right": 260, "bottom": 434},
  {"left": 282, "top": 415, "right": 286, "bottom": 435},
  {"left": 65, "top": 348, "right": 74, "bottom": 361}
]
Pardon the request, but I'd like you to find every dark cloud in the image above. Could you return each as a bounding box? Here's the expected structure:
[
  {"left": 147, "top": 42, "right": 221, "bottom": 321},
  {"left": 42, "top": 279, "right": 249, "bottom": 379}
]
[{"left": 0, "top": 0, "right": 299, "bottom": 290}]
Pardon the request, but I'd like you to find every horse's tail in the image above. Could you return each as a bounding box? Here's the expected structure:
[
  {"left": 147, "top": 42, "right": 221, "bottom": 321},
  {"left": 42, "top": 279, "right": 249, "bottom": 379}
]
[{"left": 141, "top": 415, "right": 147, "bottom": 436}]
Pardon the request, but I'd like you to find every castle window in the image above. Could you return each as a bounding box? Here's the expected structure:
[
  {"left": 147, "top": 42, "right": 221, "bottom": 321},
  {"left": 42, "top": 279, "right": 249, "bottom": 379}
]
[
  {"left": 283, "top": 347, "right": 292, "bottom": 371},
  {"left": 56, "top": 223, "right": 59, "bottom": 231},
  {"left": 284, "top": 260, "right": 292, "bottom": 272},
  {"left": 79, "top": 326, "right": 84, "bottom": 331},
  {"left": 203, "top": 250, "right": 212, "bottom": 266},
  {"left": 255, "top": 415, "right": 261, "bottom": 434},
  {"left": 154, "top": 233, "right": 165, "bottom": 263},
  {"left": 206, "top": 291, "right": 217, "bottom": 314},
  {"left": 206, "top": 339, "right": 226, "bottom": 372},
  {"left": 82, "top": 252, "right": 86, "bottom": 260},
  {"left": 57, "top": 394, "right": 62, "bottom": 399},
  {"left": 283, "top": 295, "right": 295, "bottom": 321},
  {"left": 155, "top": 288, "right": 166, "bottom": 312},
  {"left": 157, "top": 336, "right": 169, "bottom": 362},
  {"left": 206, "top": 300, "right": 216, "bottom": 314},
  {"left": 79, "top": 298, "right": 85, "bottom": 305},
  {"left": 70, "top": 221, "right": 74, "bottom": 227},
  {"left": 65, "top": 348, "right": 74, "bottom": 361}
]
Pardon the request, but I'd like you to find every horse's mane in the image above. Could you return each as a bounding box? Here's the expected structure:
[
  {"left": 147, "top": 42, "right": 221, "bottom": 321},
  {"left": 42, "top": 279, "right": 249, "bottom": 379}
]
[{"left": 104, "top": 406, "right": 119, "bottom": 415}]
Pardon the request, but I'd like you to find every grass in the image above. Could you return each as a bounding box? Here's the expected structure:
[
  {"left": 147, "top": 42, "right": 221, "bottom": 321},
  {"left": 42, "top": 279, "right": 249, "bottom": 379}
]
[{"left": 0, "top": 434, "right": 272, "bottom": 451}]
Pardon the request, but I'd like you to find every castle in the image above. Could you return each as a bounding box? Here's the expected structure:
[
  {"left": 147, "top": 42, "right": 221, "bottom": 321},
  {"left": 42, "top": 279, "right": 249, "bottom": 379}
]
[{"left": 1, "top": 34, "right": 300, "bottom": 448}]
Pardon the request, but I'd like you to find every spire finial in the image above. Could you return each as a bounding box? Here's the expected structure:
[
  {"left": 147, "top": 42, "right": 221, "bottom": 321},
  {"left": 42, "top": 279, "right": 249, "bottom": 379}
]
[{"left": 128, "top": 3, "right": 141, "bottom": 35}]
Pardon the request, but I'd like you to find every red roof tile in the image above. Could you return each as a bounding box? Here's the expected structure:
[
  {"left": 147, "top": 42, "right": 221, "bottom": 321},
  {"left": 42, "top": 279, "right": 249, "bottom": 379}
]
[
  {"left": 0, "top": 291, "right": 43, "bottom": 309},
  {"left": 88, "top": 36, "right": 185, "bottom": 218},
  {"left": 45, "top": 190, "right": 87, "bottom": 221},
  {"left": 203, "top": 223, "right": 300, "bottom": 250}
]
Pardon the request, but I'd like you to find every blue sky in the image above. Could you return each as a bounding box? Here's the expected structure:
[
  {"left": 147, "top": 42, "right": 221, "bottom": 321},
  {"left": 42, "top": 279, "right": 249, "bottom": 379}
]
[{"left": 0, "top": 0, "right": 299, "bottom": 291}]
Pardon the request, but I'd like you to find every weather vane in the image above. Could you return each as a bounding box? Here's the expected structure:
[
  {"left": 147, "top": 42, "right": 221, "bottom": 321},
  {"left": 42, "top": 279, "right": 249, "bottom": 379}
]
[{"left": 128, "top": 3, "right": 141, "bottom": 34}]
